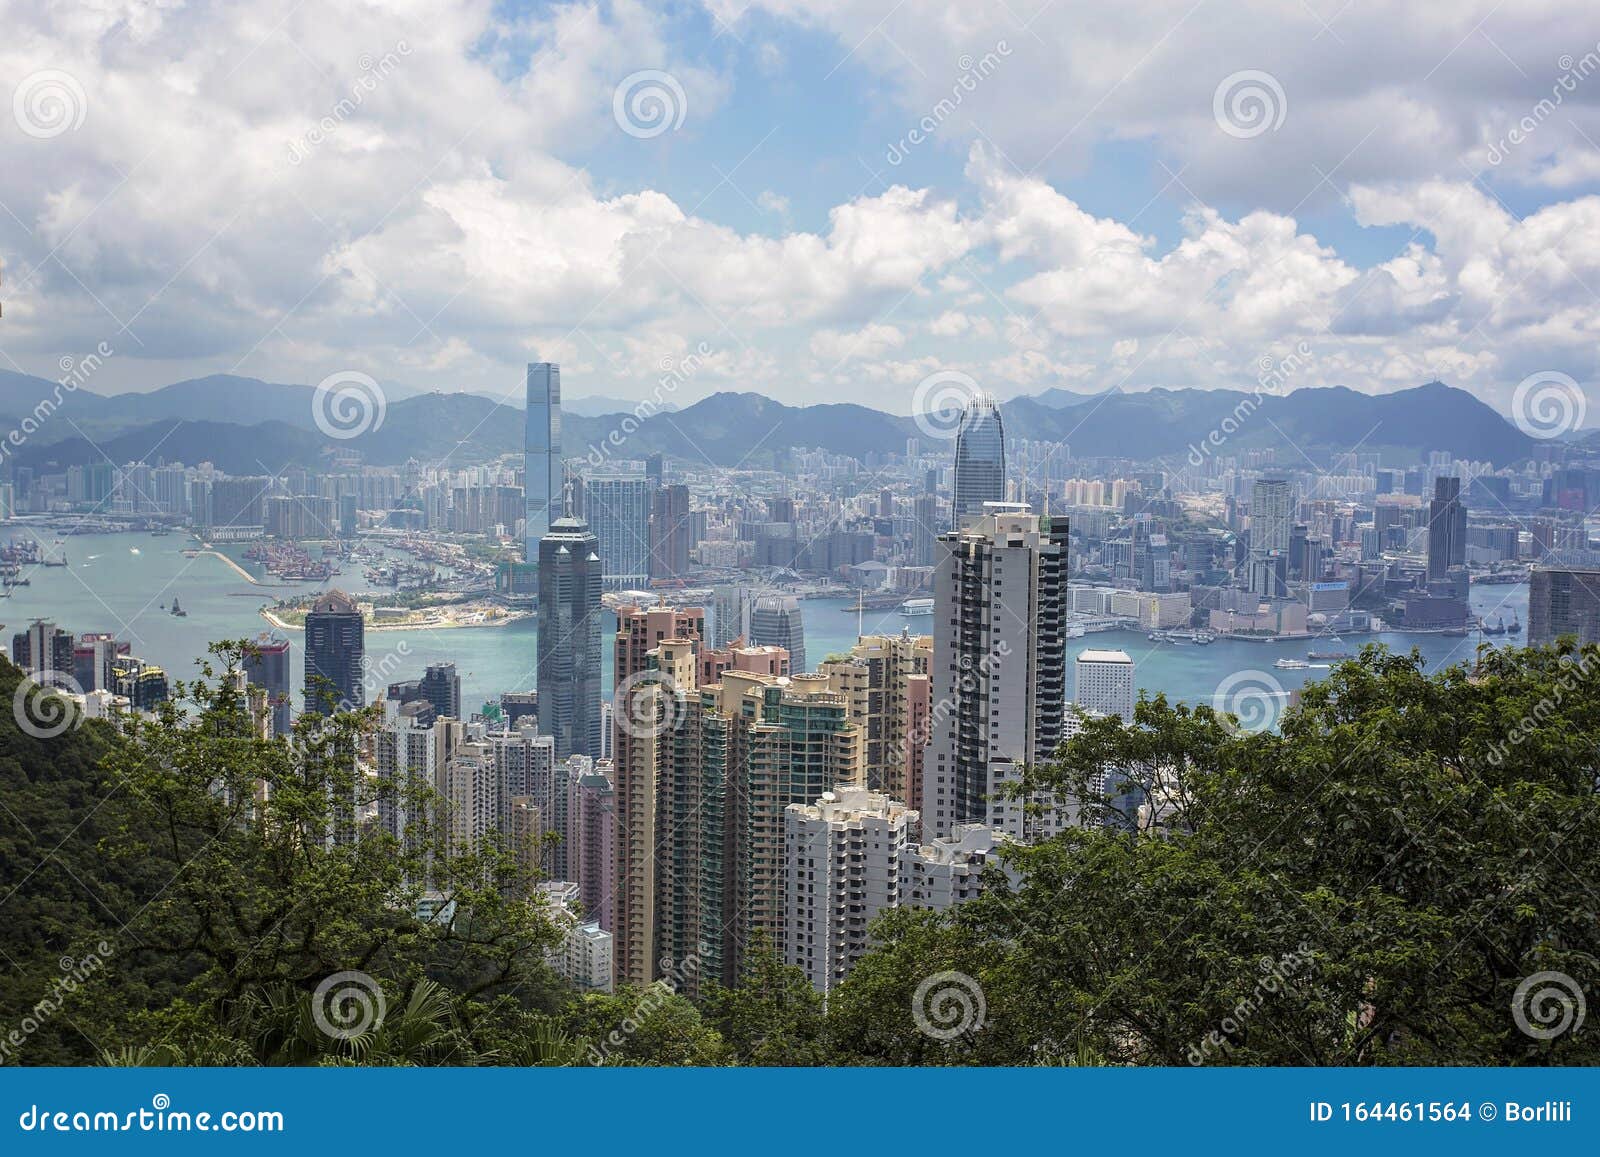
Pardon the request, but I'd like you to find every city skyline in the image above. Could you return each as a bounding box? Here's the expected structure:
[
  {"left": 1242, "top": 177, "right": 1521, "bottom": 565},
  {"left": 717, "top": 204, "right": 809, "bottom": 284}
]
[{"left": 1, "top": 0, "right": 1597, "bottom": 1090}]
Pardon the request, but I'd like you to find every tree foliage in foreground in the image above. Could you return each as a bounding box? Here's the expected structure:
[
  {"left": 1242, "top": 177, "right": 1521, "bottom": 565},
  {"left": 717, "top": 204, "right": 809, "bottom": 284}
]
[{"left": 1, "top": 641, "right": 1596, "bottom": 1065}]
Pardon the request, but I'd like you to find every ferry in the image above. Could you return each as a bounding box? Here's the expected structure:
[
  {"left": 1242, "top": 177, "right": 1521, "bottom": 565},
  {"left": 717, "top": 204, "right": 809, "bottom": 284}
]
[
  {"left": 899, "top": 597, "right": 934, "bottom": 617},
  {"left": 1274, "top": 658, "right": 1310, "bottom": 670},
  {"left": 1307, "top": 651, "right": 1353, "bottom": 661}
]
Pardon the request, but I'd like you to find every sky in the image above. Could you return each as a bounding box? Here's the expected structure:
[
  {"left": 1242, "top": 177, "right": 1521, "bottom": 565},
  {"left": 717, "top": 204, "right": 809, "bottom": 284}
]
[{"left": 2, "top": 0, "right": 1600, "bottom": 425}]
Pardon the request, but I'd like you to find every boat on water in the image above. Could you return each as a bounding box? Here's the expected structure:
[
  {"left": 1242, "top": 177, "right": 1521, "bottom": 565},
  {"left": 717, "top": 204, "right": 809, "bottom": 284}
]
[
  {"left": 1307, "top": 650, "right": 1353, "bottom": 661},
  {"left": 1506, "top": 613, "right": 1522, "bottom": 634},
  {"left": 1442, "top": 627, "right": 1469, "bottom": 637},
  {"left": 899, "top": 597, "right": 934, "bottom": 616},
  {"left": 170, "top": 597, "right": 188, "bottom": 618},
  {"left": 1274, "top": 658, "right": 1310, "bottom": 670},
  {"left": 1481, "top": 616, "right": 1506, "bottom": 636}
]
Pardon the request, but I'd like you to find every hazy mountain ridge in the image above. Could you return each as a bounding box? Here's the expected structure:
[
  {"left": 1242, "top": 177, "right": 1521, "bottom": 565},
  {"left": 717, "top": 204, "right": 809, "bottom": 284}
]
[{"left": 0, "top": 371, "right": 1538, "bottom": 469}]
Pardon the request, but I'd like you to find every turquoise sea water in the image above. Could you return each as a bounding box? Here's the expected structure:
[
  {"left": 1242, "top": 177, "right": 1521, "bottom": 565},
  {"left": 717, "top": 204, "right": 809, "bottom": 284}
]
[{"left": 3, "top": 531, "right": 1529, "bottom": 718}]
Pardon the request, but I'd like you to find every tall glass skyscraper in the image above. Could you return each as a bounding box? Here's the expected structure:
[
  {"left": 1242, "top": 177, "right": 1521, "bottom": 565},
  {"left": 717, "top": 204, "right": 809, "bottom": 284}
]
[
  {"left": 536, "top": 516, "right": 604, "bottom": 759},
  {"left": 581, "top": 472, "right": 651, "bottom": 588},
  {"left": 951, "top": 393, "right": 1005, "bottom": 528},
  {"left": 303, "top": 590, "right": 365, "bottom": 715},
  {"left": 525, "top": 362, "right": 563, "bottom": 565},
  {"left": 748, "top": 593, "right": 806, "bottom": 673}
]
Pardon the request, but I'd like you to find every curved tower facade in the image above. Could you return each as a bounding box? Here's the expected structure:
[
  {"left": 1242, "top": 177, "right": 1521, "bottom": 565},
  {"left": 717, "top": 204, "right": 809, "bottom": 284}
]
[{"left": 951, "top": 393, "right": 1005, "bottom": 528}]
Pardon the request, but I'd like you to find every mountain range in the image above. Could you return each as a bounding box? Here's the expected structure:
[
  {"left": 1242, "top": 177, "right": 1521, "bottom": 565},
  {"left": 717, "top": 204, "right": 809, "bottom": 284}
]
[{"left": 0, "top": 369, "right": 1538, "bottom": 474}]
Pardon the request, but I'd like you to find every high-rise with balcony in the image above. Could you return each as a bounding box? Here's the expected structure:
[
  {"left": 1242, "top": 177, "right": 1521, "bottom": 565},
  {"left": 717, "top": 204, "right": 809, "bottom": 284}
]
[
  {"left": 524, "top": 363, "right": 562, "bottom": 565},
  {"left": 923, "top": 506, "right": 1070, "bottom": 840},
  {"left": 817, "top": 632, "right": 933, "bottom": 804},
  {"left": 951, "top": 393, "right": 1005, "bottom": 528},
  {"left": 611, "top": 608, "right": 705, "bottom": 986}
]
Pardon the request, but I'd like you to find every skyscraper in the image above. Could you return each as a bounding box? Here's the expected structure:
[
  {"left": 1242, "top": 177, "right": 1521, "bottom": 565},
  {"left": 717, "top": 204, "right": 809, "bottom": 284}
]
[
  {"left": 536, "top": 516, "right": 603, "bottom": 760},
  {"left": 748, "top": 593, "right": 806, "bottom": 673},
  {"left": 951, "top": 393, "right": 1005, "bottom": 528},
  {"left": 923, "top": 506, "right": 1070, "bottom": 840},
  {"left": 1075, "top": 649, "right": 1136, "bottom": 720},
  {"left": 12, "top": 620, "right": 75, "bottom": 679},
  {"left": 524, "top": 362, "right": 562, "bottom": 565},
  {"left": 612, "top": 608, "right": 704, "bottom": 987},
  {"left": 583, "top": 473, "right": 652, "bottom": 588},
  {"left": 420, "top": 661, "right": 462, "bottom": 721},
  {"left": 1249, "top": 475, "right": 1294, "bottom": 597},
  {"left": 649, "top": 482, "right": 692, "bottom": 579},
  {"left": 303, "top": 590, "right": 364, "bottom": 715},
  {"left": 712, "top": 585, "right": 750, "bottom": 648},
  {"left": 817, "top": 633, "right": 934, "bottom": 802},
  {"left": 243, "top": 632, "right": 292, "bottom": 737},
  {"left": 1427, "top": 475, "right": 1468, "bottom": 583},
  {"left": 1529, "top": 566, "right": 1600, "bottom": 646}
]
